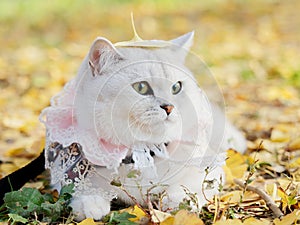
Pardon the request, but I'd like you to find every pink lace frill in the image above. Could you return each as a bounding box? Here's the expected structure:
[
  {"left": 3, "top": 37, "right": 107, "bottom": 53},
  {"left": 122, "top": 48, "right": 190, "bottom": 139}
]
[{"left": 39, "top": 79, "right": 129, "bottom": 170}]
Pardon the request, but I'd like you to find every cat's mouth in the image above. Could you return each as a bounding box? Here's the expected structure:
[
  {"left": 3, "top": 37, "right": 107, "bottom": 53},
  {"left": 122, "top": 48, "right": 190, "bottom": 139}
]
[
  {"left": 125, "top": 108, "right": 180, "bottom": 143},
  {"left": 126, "top": 113, "right": 172, "bottom": 142}
]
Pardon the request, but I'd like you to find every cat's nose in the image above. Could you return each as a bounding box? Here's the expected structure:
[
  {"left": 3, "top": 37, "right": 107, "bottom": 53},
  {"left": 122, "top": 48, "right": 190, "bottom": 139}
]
[{"left": 160, "top": 104, "right": 174, "bottom": 116}]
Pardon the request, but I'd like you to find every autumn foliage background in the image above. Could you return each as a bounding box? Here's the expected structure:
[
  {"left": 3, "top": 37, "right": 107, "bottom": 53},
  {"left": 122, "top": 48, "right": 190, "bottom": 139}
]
[{"left": 0, "top": 0, "right": 300, "bottom": 224}]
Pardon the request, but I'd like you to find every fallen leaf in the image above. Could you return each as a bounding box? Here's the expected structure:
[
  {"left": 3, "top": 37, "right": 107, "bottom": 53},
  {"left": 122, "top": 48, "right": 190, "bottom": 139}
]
[
  {"left": 160, "top": 216, "right": 175, "bottom": 225},
  {"left": 220, "top": 190, "right": 243, "bottom": 204},
  {"left": 77, "top": 218, "right": 96, "bottom": 225},
  {"left": 213, "top": 219, "right": 243, "bottom": 225},
  {"left": 277, "top": 187, "right": 298, "bottom": 213},
  {"left": 270, "top": 129, "right": 290, "bottom": 142},
  {"left": 273, "top": 210, "right": 300, "bottom": 225},
  {"left": 243, "top": 217, "right": 271, "bottom": 225},
  {"left": 224, "top": 149, "right": 248, "bottom": 184},
  {"left": 289, "top": 157, "right": 300, "bottom": 169},
  {"left": 151, "top": 209, "right": 172, "bottom": 223},
  {"left": 173, "top": 210, "right": 204, "bottom": 225},
  {"left": 287, "top": 136, "right": 300, "bottom": 151},
  {"left": 0, "top": 163, "right": 19, "bottom": 177},
  {"left": 23, "top": 181, "right": 44, "bottom": 189},
  {"left": 265, "top": 183, "right": 281, "bottom": 202},
  {"left": 264, "top": 86, "right": 296, "bottom": 102},
  {"left": 8, "top": 213, "right": 28, "bottom": 224},
  {"left": 121, "top": 205, "right": 147, "bottom": 222},
  {"left": 214, "top": 217, "right": 270, "bottom": 225}
]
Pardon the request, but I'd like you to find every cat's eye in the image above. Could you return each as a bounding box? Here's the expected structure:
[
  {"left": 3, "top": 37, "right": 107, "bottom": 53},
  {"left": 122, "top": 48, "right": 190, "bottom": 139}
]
[
  {"left": 171, "top": 81, "right": 182, "bottom": 95},
  {"left": 132, "top": 81, "right": 154, "bottom": 95}
]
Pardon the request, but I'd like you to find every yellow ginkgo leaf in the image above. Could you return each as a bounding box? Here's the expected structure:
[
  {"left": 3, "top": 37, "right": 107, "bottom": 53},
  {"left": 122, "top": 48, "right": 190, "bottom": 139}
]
[
  {"left": 151, "top": 209, "right": 172, "bottom": 223},
  {"left": 0, "top": 163, "right": 19, "bottom": 177},
  {"left": 289, "top": 157, "right": 300, "bottom": 169},
  {"left": 220, "top": 190, "right": 243, "bottom": 204},
  {"left": 277, "top": 187, "right": 288, "bottom": 211},
  {"left": 77, "top": 218, "right": 96, "bottom": 225},
  {"left": 160, "top": 217, "right": 175, "bottom": 225},
  {"left": 214, "top": 218, "right": 270, "bottom": 225},
  {"left": 243, "top": 217, "right": 271, "bottom": 225},
  {"left": 213, "top": 219, "right": 243, "bottom": 225},
  {"left": 265, "top": 183, "right": 280, "bottom": 202},
  {"left": 121, "top": 205, "right": 147, "bottom": 222},
  {"left": 277, "top": 187, "right": 298, "bottom": 213},
  {"left": 270, "top": 129, "right": 290, "bottom": 142},
  {"left": 224, "top": 149, "right": 248, "bottom": 184},
  {"left": 173, "top": 210, "right": 204, "bottom": 225},
  {"left": 273, "top": 210, "right": 300, "bottom": 225},
  {"left": 287, "top": 136, "right": 300, "bottom": 150}
]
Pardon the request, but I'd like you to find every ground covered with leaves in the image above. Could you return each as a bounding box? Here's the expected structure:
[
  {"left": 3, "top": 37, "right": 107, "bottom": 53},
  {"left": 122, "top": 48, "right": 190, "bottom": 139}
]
[{"left": 0, "top": 0, "right": 300, "bottom": 224}]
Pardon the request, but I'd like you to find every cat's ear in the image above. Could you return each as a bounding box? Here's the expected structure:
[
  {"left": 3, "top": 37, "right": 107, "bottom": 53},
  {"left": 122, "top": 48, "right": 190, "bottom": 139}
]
[
  {"left": 88, "top": 37, "right": 123, "bottom": 76},
  {"left": 171, "top": 31, "right": 194, "bottom": 50},
  {"left": 170, "top": 31, "right": 194, "bottom": 62}
]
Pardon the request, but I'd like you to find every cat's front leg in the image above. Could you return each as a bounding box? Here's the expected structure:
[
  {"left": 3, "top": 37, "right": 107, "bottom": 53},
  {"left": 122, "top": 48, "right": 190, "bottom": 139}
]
[
  {"left": 162, "top": 166, "right": 224, "bottom": 211},
  {"left": 70, "top": 194, "right": 111, "bottom": 221}
]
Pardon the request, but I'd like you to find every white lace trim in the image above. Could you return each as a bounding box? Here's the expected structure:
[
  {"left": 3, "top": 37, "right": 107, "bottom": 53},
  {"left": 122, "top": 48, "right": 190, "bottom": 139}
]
[
  {"left": 46, "top": 142, "right": 117, "bottom": 199},
  {"left": 39, "top": 79, "right": 129, "bottom": 169}
]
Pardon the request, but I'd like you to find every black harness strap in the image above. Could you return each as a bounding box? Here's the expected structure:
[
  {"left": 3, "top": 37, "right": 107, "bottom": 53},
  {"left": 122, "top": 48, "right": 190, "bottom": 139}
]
[{"left": 0, "top": 149, "right": 45, "bottom": 206}]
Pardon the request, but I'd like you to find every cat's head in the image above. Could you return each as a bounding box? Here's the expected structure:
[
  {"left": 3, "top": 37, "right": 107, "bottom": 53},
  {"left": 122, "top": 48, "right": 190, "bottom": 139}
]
[{"left": 75, "top": 32, "right": 212, "bottom": 147}]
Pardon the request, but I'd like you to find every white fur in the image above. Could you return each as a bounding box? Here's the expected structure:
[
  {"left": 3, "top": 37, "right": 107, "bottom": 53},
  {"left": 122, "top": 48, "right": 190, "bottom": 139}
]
[{"left": 43, "top": 32, "right": 246, "bottom": 220}]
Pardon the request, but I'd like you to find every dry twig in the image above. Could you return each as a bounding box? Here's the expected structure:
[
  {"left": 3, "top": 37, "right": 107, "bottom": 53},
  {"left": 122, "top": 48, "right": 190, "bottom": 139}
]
[{"left": 234, "top": 179, "right": 283, "bottom": 218}]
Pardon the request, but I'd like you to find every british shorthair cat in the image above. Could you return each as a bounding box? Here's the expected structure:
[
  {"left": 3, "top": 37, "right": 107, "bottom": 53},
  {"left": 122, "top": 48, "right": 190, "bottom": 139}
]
[{"left": 40, "top": 31, "right": 246, "bottom": 220}]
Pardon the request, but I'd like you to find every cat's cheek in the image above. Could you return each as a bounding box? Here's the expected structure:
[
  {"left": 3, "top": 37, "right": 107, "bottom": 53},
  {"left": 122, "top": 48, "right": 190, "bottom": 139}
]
[
  {"left": 165, "top": 112, "right": 182, "bottom": 129},
  {"left": 162, "top": 123, "right": 182, "bottom": 142}
]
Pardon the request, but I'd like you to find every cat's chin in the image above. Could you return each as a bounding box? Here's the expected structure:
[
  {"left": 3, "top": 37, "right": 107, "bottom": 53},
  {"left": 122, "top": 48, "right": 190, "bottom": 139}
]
[
  {"left": 135, "top": 126, "right": 180, "bottom": 144},
  {"left": 112, "top": 124, "right": 179, "bottom": 146}
]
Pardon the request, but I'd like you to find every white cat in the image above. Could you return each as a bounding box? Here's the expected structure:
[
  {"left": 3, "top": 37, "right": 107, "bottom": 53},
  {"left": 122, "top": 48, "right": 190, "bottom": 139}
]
[{"left": 40, "top": 31, "right": 246, "bottom": 221}]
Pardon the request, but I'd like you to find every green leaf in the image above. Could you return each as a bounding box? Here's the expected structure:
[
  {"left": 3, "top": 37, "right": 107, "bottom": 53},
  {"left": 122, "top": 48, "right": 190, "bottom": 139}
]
[
  {"left": 4, "top": 187, "right": 44, "bottom": 217},
  {"left": 127, "top": 169, "right": 141, "bottom": 179},
  {"left": 40, "top": 184, "right": 74, "bottom": 222},
  {"left": 8, "top": 213, "right": 28, "bottom": 224},
  {"left": 0, "top": 203, "right": 9, "bottom": 221},
  {"left": 42, "top": 193, "right": 55, "bottom": 203},
  {"left": 109, "top": 211, "right": 136, "bottom": 225},
  {"left": 59, "top": 183, "right": 75, "bottom": 200},
  {"left": 3, "top": 184, "right": 74, "bottom": 223},
  {"left": 110, "top": 178, "right": 122, "bottom": 187},
  {"left": 287, "top": 196, "right": 297, "bottom": 206},
  {"left": 41, "top": 201, "right": 64, "bottom": 222}
]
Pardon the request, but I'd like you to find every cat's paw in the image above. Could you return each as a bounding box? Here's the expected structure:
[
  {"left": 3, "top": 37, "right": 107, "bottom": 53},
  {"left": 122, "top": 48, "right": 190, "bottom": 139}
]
[
  {"left": 70, "top": 195, "right": 110, "bottom": 221},
  {"left": 161, "top": 188, "right": 209, "bottom": 212}
]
